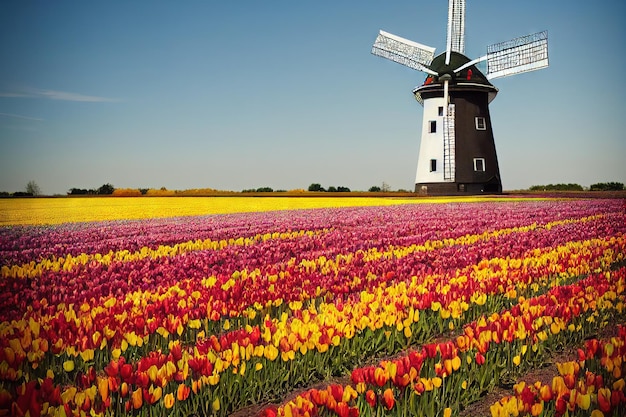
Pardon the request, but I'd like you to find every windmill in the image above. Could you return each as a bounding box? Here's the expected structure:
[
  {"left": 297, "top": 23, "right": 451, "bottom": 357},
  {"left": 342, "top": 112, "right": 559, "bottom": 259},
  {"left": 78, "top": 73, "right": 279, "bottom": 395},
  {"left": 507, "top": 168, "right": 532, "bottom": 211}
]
[{"left": 372, "top": 0, "right": 548, "bottom": 195}]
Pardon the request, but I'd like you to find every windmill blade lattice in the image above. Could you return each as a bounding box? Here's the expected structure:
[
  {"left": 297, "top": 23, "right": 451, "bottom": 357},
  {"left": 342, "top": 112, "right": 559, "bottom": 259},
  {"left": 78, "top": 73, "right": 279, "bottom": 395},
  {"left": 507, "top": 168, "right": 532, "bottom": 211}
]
[
  {"left": 372, "top": 30, "right": 437, "bottom": 74},
  {"left": 486, "top": 31, "right": 549, "bottom": 79},
  {"left": 446, "top": 0, "right": 466, "bottom": 65}
]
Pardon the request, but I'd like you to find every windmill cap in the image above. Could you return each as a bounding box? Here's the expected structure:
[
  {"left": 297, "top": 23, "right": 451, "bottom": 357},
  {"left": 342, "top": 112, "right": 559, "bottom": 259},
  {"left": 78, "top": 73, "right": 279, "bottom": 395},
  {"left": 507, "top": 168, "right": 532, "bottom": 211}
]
[{"left": 428, "top": 51, "right": 493, "bottom": 86}]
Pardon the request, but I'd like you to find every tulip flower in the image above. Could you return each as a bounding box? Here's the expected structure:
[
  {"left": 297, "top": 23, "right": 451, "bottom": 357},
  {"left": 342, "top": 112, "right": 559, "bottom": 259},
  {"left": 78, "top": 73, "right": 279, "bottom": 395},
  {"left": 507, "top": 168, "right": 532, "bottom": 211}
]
[
  {"left": 63, "top": 360, "right": 74, "bottom": 372},
  {"left": 176, "top": 383, "right": 190, "bottom": 402},
  {"left": 382, "top": 388, "right": 395, "bottom": 410},
  {"left": 598, "top": 388, "right": 612, "bottom": 413},
  {"left": 131, "top": 387, "right": 142, "bottom": 410}
]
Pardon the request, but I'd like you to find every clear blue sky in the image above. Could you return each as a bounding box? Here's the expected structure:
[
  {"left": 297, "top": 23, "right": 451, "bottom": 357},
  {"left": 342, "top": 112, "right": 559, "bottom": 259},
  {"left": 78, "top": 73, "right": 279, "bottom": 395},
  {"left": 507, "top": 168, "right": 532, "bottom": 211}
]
[{"left": 1, "top": 1, "right": 624, "bottom": 194}]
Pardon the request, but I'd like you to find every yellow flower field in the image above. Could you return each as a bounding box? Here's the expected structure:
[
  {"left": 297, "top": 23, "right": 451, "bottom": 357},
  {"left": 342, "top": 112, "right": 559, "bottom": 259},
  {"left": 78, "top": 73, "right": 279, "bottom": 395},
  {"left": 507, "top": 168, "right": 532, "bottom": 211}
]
[{"left": 0, "top": 195, "right": 539, "bottom": 226}]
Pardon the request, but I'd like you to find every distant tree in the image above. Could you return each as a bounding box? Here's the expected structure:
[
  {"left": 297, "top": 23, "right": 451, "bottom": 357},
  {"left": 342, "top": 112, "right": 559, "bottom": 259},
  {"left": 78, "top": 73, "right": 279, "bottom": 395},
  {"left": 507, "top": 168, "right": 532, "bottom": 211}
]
[
  {"left": 590, "top": 182, "right": 624, "bottom": 191},
  {"left": 256, "top": 187, "right": 273, "bottom": 192},
  {"left": 337, "top": 186, "right": 351, "bottom": 192},
  {"left": 241, "top": 189, "right": 255, "bottom": 193},
  {"left": 26, "top": 180, "right": 41, "bottom": 196},
  {"left": 69, "top": 188, "right": 90, "bottom": 195},
  {"left": 381, "top": 182, "right": 391, "bottom": 192},
  {"left": 308, "top": 183, "right": 325, "bottom": 192},
  {"left": 368, "top": 186, "right": 382, "bottom": 192},
  {"left": 97, "top": 183, "right": 115, "bottom": 195},
  {"left": 139, "top": 188, "right": 149, "bottom": 195},
  {"left": 327, "top": 186, "right": 337, "bottom": 192},
  {"left": 529, "top": 183, "right": 583, "bottom": 191}
]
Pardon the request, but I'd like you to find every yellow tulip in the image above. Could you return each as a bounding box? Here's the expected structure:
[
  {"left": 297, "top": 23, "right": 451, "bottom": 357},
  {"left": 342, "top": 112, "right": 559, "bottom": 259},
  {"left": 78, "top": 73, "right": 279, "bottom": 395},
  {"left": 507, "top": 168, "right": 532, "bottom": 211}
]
[
  {"left": 63, "top": 360, "right": 75, "bottom": 372},
  {"left": 80, "top": 349, "right": 94, "bottom": 362},
  {"left": 164, "top": 393, "right": 175, "bottom": 409},
  {"left": 577, "top": 392, "right": 591, "bottom": 410}
]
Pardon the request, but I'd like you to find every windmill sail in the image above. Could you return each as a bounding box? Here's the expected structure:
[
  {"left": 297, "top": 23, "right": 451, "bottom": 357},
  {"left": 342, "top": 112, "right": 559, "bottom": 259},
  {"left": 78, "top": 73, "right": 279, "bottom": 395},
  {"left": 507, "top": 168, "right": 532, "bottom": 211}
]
[
  {"left": 445, "top": 0, "right": 465, "bottom": 64},
  {"left": 486, "top": 31, "right": 549, "bottom": 79},
  {"left": 372, "top": 30, "right": 437, "bottom": 74}
]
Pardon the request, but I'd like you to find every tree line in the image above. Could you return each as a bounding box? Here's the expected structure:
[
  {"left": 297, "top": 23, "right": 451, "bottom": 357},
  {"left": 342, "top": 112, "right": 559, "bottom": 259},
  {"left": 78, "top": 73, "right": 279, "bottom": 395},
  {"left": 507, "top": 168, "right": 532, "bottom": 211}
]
[
  {"left": 529, "top": 182, "right": 624, "bottom": 192},
  {"left": 2, "top": 180, "right": 624, "bottom": 197}
]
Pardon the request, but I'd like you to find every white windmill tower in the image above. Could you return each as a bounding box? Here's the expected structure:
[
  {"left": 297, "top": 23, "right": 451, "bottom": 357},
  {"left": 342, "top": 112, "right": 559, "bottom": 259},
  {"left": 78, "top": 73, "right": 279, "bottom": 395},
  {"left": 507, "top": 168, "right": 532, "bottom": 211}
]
[{"left": 372, "top": 0, "right": 548, "bottom": 195}]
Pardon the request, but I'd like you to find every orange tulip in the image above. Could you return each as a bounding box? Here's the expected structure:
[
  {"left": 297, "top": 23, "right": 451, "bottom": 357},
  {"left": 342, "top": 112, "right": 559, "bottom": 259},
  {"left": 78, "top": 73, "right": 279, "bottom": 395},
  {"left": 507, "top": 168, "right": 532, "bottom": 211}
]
[
  {"left": 177, "top": 383, "right": 190, "bottom": 401},
  {"left": 97, "top": 376, "right": 109, "bottom": 402},
  {"left": 530, "top": 402, "right": 543, "bottom": 416},
  {"left": 120, "top": 382, "right": 129, "bottom": 397},
  {"left": 539, "top": 384, "right": 552, "bottom": 402},
  {"left": 382, "top": 388, "right": 395, "bottom": 410},
  {"left": 131, "top": 387, "right": 142, "bottom": 410}
]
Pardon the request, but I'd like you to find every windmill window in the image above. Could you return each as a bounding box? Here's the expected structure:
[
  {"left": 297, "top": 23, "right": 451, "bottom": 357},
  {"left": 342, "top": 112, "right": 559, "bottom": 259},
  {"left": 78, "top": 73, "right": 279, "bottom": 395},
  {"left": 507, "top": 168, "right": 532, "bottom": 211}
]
[
  {"left": 475, "top": 117, "right": 486, "bottom": 130},
  {"left": 474, "top": 158, "right": 486, "bottom": 172},
  {"left": 430, "top": 159, "right": 437, "bottom": 172},
  {"left": 438, "top": 106, "right": 444, "bottom": 116},
  {"left": 429, "top": 121, "right": 437, "bottom": 133}
]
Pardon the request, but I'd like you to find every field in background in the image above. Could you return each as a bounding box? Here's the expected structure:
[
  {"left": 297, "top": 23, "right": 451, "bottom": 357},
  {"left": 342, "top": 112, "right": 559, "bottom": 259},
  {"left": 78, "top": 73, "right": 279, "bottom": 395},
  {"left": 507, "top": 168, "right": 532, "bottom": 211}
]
[{"left": 0, "top": 195, "right": 543, "bottom": 226}]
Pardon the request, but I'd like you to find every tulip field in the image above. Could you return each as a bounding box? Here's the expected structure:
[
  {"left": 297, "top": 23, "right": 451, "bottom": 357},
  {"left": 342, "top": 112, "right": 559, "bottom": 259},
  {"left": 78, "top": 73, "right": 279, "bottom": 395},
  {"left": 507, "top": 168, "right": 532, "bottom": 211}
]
[{"left": 1, "top": 196, "right": 625, "bottom": 417}]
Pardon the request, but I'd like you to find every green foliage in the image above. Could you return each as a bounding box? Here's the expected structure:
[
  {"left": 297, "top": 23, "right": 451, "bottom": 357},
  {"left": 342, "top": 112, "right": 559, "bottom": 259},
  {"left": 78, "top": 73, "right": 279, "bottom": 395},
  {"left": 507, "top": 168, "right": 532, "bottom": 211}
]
[
  {"left": 528, "top": 183, "right": 583, "bottom": 191},
  {"left": 307, "top": 184, "right": 350, "bottom": 192},
  {"left": 590, "top": 182, "right": 624, "bottom": 191},
  {"left": 97, "top": 183, "right": 115, "bottom": 195},
  {"left": 26, "top": 180, "right": 41, "bottom": 196},
  {"left": 68, "top": 188, "right": 94, "bottom": 195},
  {"left": 308, "top": 183, "right": 325, "bottom": 192},
  {"left": 368, "top": 186, "right": 382, "bottom": 192},
  {"left": 255, "top": 187, "right": 273, "bottom": 192}
]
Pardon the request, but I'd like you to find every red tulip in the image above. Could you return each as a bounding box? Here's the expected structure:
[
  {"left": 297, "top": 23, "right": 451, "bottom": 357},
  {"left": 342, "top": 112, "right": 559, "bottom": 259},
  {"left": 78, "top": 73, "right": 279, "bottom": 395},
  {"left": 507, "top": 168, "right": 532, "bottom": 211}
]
[
  {"left": 335, "top": 402, "right": 350, "bottom": 417},
  {"left": 598, "top": 388, "right": 612, "bottom": 412}
]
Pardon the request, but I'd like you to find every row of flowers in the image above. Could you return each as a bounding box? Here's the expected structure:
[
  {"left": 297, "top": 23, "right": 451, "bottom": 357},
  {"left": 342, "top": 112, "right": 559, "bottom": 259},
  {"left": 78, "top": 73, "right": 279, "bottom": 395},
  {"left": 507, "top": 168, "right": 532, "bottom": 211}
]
[
  {"left": 263, "top": 266, "right": 626, "bottom": 417},
  {"left": 1, "top": 199, "right": 625, "bottom": 416},
  {"left": 490, "top": 325, "right": 626, "bottom": 417},
  {"left": 4, "top": 199, "right": 616, "bottom": 265}
]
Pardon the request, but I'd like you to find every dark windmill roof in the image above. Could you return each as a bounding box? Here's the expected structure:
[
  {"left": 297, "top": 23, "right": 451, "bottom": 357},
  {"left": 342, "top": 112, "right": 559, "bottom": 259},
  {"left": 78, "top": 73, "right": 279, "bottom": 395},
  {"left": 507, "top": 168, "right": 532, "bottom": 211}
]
[
  {"left": 429, "top": 51, "right": 492, "bottom": 86},
  {"left": 413, "top": 51, "right": 498, "bottom": 105}
]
